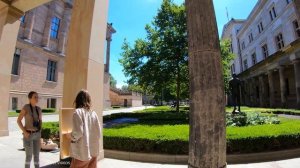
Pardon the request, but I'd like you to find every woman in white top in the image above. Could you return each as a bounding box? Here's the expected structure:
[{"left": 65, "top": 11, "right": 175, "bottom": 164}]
[{"left": 66, "top": 90, "right": 101, "bottom": 168}]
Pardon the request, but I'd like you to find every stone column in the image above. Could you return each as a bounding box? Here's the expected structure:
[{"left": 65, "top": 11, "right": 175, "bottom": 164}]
[
  {"left": 293, "top": 59, "right": 300, "bottom": 109},
  {"left": 245, "top": 79, "right": 250, "bottom": 106},
  {"left": 259, "top": 76, "right": 264, "bottom": 107},
  {"left": 250, "top": 78, "right": 256, "bottom": 106},
  {"left": 186, "top": 0, "right": 226, "bottom": 167},
  {"left": 279, "top": 66, "right": 287, "bottom": 107},
  {"left": 0, "top": 5, "right": 23, "bottom": 136},
  {"left": 268, "top": 70, "right": 276, "bottom": 108},
  {"left": 42, "top": 2, "right": 55, "bottom": 49},
  {"left": 57, "top": 5, "right": 71, "bottom": 55},
  {"left": 61, "top": 0, "right": 108, "bottom": 160},
  {"left": 23, "top": 9, "right": 35, "bottom": 41}
]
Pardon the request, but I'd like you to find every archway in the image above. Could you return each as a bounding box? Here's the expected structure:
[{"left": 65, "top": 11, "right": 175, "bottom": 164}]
[{"left": 0, "top": 0, "right": 226, "bottom": 167}]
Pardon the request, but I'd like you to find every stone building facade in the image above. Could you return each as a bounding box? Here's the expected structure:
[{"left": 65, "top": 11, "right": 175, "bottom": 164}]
[
  {"left": 222, "top": 0, "right": 300, "bottom": 109},
  {"left": 8, "top": 0, "right": 115, "bottom": 111}
]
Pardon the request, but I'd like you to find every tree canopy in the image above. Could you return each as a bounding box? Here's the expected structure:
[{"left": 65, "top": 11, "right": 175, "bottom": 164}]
[{"left": 119, "top": 0, "right": 235, "bottom": 110}]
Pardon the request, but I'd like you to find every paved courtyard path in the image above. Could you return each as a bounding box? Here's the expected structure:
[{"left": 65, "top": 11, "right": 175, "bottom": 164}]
[{"left": 1, "top": 106, "right": 300, "bottom": 167}]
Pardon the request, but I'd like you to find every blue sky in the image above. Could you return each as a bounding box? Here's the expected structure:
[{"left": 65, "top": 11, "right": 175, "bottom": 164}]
[{"left": 107, "top": 0, "right": 258, "bottom": 88}]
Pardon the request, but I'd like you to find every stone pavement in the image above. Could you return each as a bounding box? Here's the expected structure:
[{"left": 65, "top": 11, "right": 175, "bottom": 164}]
[{"left": 2, "top": 106, "right": 300, "bottom": 168}]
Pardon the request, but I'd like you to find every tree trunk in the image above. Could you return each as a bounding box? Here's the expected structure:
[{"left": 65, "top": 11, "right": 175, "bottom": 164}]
[{"left": 186, "top": 0, "right": 226, "bottom": 168}]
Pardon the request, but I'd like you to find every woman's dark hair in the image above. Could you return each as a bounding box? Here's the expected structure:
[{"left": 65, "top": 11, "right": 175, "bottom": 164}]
[
  {"left": 74, "top": 90, "right": 91, "bottom": 110},
  {"left": 28, "top": 91, "right": 38, "bottom": 99}
]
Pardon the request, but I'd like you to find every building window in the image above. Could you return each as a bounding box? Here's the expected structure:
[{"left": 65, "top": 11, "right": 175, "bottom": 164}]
[
  {"left": 47, "top": 98, "right": 57, "bottom": 108},
  {"left": 231, "top": 64, "right": 236, "bottom": 75},
  {"left": 269, "top": 7, "right": 277, "bottom": 21},
  {"left": 11, "top": 48, "right": 21, "bottom": 75},
  {"left": 293, "top": 20, "right": 300, "bottom": 38},
  {"left": 46, "top": 60, "right": 57, "bottom": 82},
  {"left": 248, "top": 33, "right": 254, "bottom": 43},
  {"left": 12, "top": 97, "right": 18, "bottom": 111},
  {"left": 262, "top": 44, "right": 269, "bottom": 59},
  {"left": 243, "top": 59, "right": 248, "bottom": 70},
  {"left": 50, "top": 17, "right": 60, "bottom": 39},
  {"left": 258, "top": 22, "right": 264, "bottom": 33},
  {"left": 230, "top": 41, "right": 233, "bottom": 53},
  {"left": 275, "top": 33, "right": 285, "bottom": 50},
  {"left": 251, "top": 53, "right": 257, "bottom": 65},
  {"left": 241, "top": 41, "right": 245, "bottom": 50}
]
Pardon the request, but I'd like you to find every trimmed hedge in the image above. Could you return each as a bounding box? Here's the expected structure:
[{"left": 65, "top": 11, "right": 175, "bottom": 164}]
[
  {"left": 104, "top": 136, "right": 189, "bottom": 154},
  {"left": 104, "top": 130, "right": 300, "bottom": 155},
  {"left": 104, "top": 112, "right": 300, "bottom": 155},
  {"left": 227, "top": 134, "right": 300, "bottom": 153},
  {"left": 112, "top": 106, "right": 121, "bottom": 109},
  {"left": 42, "top": 108, "right": 56, "bottom": 113},
  {"left": 41, "top": 122, "right": 59, "bottom": 139}
]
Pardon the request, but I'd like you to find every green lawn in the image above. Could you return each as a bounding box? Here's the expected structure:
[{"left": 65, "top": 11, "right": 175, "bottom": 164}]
[
  {"left": 104, "top": 106, "right": 300, "bottom": 154},
  {"left": 135, "top": 105, "right": 300, "bottom": 114},
  {"left": 8, "top": 111, "right": 58, "bottom": 117},
  {"left": 104, "top": 117, "right": 300, "bottom": 141}
]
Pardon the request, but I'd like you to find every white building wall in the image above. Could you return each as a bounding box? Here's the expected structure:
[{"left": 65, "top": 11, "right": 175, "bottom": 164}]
[{"left": 224, "top": 0, "right": 300, "bottom": 74}]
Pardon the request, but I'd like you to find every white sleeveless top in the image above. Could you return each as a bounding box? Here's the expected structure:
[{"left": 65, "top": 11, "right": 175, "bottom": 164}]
[{"left": 70, "top": 108, "right": 101, "bottom": 161}]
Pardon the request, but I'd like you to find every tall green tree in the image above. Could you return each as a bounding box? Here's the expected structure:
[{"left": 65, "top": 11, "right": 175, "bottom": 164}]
[
  {"left": 109, "top": 73, "right": 117, "bottom": 88},
  {"left": 119, "top": 0, "right": 188, "bottom": 112},
  {"left": 220, "top": 39, "right": 236, "bottom": 94}
]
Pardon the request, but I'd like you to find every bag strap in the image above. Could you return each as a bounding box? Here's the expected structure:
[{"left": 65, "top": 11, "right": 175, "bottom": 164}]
[{"left": 29, "top": 104, "right": 39, "bottom": 121}]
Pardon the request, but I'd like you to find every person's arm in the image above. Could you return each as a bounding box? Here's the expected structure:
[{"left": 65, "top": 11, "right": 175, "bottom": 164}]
[
  {"left": 70, "top": 112, "right": 83, "bottom": 142},
  {"left": 17, "top": 108, "right": 30, "bottom": 138},
  {"left": 38, "top": 107, "right": 42, "bottom": 130}
]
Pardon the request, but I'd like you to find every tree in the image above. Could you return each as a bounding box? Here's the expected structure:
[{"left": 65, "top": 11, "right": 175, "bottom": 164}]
[
  {"left": 109, "top": 73, "right": 117, "bottom": 88},
  {"left": 119, "top": 0, "right": 188, "bottom": 112},
  {"left": 220, "top": 39, "right": 236, "bottom": 94}
]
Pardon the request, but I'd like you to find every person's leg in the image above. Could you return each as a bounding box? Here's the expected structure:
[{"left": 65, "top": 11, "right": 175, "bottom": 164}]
[
  {"left": 24, "top": 134, "right": 33, "bottom": 168},
  {"left": 88, "top": 157, "right": 97, "bottom": 168},
  {"left": 32, "top": 132, "right": 41, "bottom": 168}
]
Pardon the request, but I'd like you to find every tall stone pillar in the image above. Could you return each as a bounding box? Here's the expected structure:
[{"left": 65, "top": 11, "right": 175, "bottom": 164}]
[
  {"left": 42, "top": 2, "right": 55, "bottom": 49},
  {"left": 57, "top": 4, "right": 71, "bottom": 55},
  {"left": 293, "top": 59, "right": 300, "bottom": 109},
  {"left": 245, "top": 79, "right": 250, "bottom": 106},
  {"left": 268, "top": 70, "right": 276, "bottom": 108},
  {"left": 279, "top": 66, "right": 287, "bottom": 107},
  {"left": 62, "top": 0, "right": 108, "bottom": 160},
  {"left": 23, "top": 9, "right": 35, "bottom": 41},
  {"left": 186, "top": 0, "right": 226, "bottom": 167},
  {"left": 250, "top": 78, "right": 256, "bottom": 106},
  {"left": 0, "top": 5, "right": 23, "bottom": 136},
  {"left": 259, "top": 76, "right": 264, "bottom": 107}
]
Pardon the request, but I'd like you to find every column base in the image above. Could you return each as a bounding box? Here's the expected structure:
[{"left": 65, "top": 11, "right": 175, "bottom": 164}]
[
  {"left": 98, "top": 149, "right": 104, "bottom": 160},
  {"left": 188, "top": 163, "right": 227, "bottom": 168},
  {"left": 0, "top": 130, "right": 9, "bottom": 137}
]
